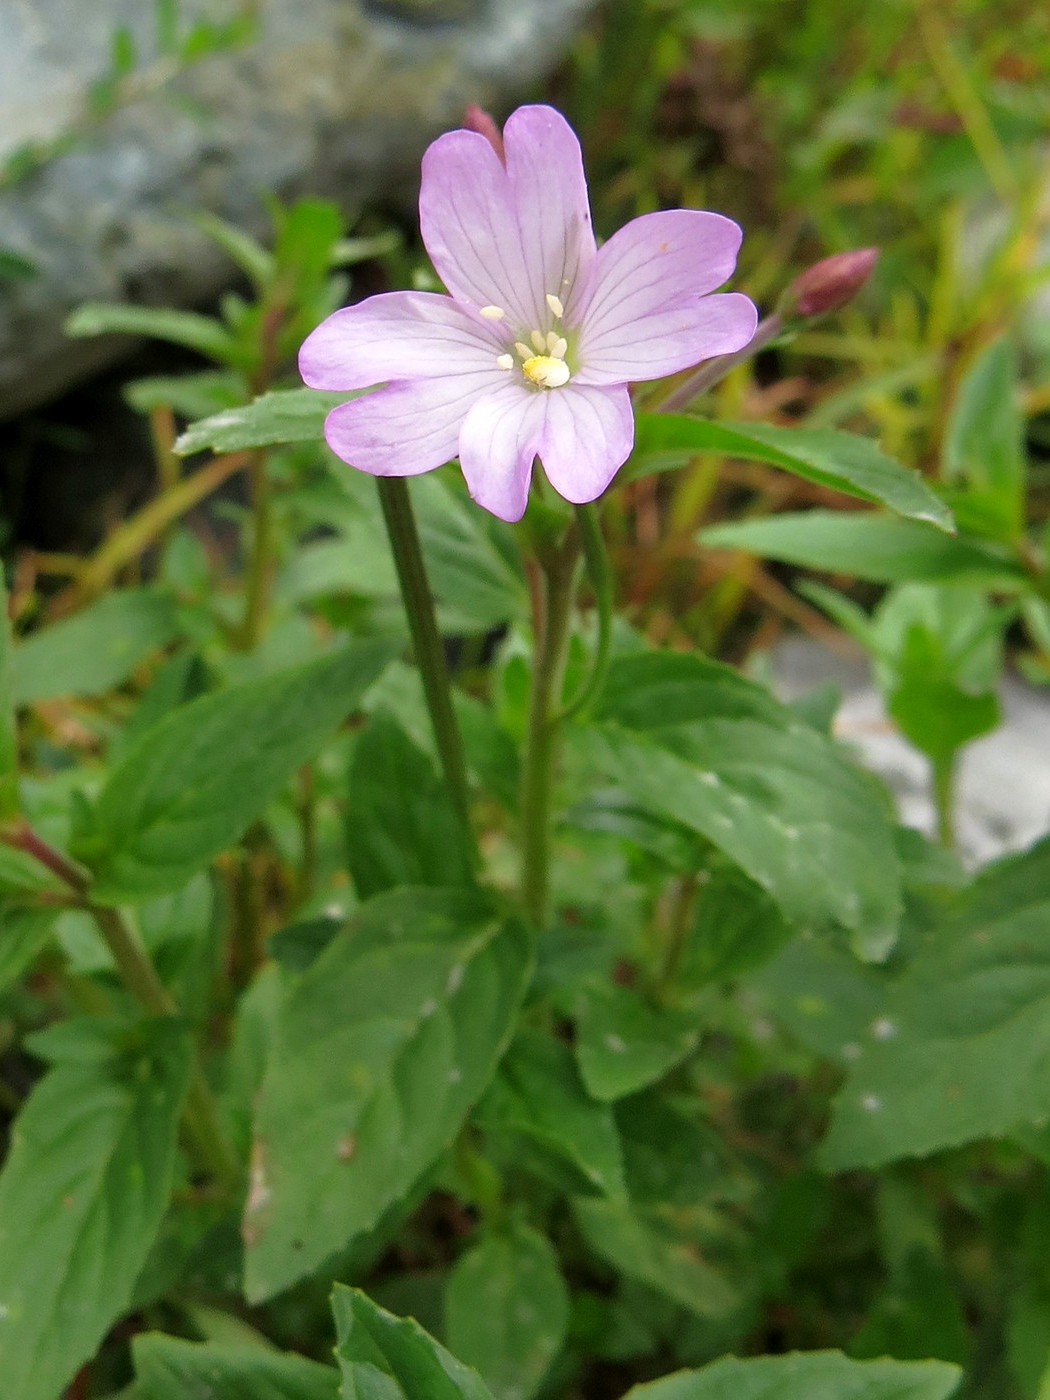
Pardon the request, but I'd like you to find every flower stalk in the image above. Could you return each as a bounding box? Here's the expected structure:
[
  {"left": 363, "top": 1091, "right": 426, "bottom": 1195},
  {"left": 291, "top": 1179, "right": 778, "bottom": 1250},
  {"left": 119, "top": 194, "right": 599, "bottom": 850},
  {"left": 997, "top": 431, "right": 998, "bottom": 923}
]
[
  {"left": 376, "top": 476, "right": 478, "bottom": 868},
  {"left": 560, "top": 502, "right": 613, "bottom": 720},
  {"left": 520, "top": 529, "right": 579, "bottom": 927}
]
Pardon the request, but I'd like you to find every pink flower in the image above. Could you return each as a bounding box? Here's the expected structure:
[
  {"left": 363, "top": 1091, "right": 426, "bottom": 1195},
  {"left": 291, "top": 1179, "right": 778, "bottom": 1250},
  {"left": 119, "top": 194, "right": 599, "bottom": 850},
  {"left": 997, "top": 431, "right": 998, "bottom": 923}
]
[{"left": 300, "top": 105, "right": 757, "bottom": 523}]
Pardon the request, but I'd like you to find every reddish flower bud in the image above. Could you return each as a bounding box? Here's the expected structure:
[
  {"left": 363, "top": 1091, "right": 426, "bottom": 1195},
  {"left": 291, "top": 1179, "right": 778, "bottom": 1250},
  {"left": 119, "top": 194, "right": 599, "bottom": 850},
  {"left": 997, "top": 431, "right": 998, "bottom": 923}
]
[
  {"left": 463, "top": 104, "right": 505, "bottom": 164},
  {"left": 781, "top": 247, "right": 879, "bottom": 319}
]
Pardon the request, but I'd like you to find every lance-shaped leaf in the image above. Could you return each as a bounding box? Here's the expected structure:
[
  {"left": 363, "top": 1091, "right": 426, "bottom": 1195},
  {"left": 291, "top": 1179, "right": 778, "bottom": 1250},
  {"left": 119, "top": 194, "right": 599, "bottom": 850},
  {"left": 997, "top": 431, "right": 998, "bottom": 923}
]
[
  {"left": 632, "top": 414, "right": 953, "bottom": 528},
  {"left": 244, "top": 890, "right": 531, "bottom": 1301},
  {"left": 174, "top": 388, "right": 353, "bottom": 455},
  {"left": 333, "top": 1284, "right": 496, "bottom": 1400},
  {"left": 0, "top": 1017, "right": 191, "bottom": 1400},
  {"left": 623, "top": 1349, "right": 961, "bottom": 1400},
  {"left": 76, "top": 641, "right": 393, "bottom": 901}
]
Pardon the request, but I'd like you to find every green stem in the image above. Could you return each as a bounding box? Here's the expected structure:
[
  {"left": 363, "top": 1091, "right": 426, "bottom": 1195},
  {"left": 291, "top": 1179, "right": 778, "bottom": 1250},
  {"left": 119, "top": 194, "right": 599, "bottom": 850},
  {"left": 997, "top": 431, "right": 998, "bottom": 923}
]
[
  {"left": 0, "top": 820, "right": 240, "bottom": 1193},
  {"left": 932, "top": 753, "right": 956, "bottom": 850},
  {"left": 377, "top": 476, "right": 477, "bottom": 866},
  {"left": 520, "top": 535, "right": 579, "bottom": 928},
  {"left": 561, "top": 502, "right": 614, "bottom": 721}
]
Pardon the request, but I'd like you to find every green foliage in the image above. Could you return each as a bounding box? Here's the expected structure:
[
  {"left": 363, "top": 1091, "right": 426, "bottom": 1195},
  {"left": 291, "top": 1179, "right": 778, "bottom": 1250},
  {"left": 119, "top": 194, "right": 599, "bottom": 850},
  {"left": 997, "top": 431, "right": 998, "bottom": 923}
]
[
  {"left": 0, "top": 563, "right": 17, "bottom": 818},
  {"left": 0, "top": 1017, "right": 191, "bottom": 1400},
  {"left": 125, "top": 1333, "right": 340, "bottom": 1399},
  {"left": 244, "top": 890, "right": 531, "bottom": 1300},
  {"left": 623, "top": 1351, "right": 961, "bottom": 1400}
]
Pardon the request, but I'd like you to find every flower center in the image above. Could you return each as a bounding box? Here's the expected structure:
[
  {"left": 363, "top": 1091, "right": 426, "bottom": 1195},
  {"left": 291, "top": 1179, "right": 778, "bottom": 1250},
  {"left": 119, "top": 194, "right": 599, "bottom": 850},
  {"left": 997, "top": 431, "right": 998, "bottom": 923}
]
[{"left": 490, "top": 293, "right": 572, "bottom": 390}]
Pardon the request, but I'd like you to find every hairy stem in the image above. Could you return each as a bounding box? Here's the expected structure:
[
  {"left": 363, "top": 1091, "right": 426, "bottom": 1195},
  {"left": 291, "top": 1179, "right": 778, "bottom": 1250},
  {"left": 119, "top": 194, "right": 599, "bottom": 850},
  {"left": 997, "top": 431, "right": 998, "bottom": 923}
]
[
  {"left": 520, "top": 534, "right": 579, "bottom": 928},
  {"left": 377, "top": 476, "right": 477, "bottom": 866}
]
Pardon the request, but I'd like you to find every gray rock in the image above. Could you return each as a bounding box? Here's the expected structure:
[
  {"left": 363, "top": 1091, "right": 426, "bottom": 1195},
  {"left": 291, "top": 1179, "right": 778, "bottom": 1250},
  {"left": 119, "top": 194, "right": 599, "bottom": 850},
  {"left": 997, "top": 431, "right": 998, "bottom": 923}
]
[
  {"left": 771, "top": 634, "right": 1050, "bottom": 868},
  {"left": 0, "top": 0, "right": 598, "bottom": 418}
]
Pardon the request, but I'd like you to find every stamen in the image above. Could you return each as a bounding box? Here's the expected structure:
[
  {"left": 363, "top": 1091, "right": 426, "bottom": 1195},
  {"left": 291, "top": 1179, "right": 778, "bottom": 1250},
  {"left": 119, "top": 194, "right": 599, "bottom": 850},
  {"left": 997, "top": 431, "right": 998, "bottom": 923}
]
[
  {"left": 546, "top": 293, "right": 565, "bottom": 318},
  {"left": 530, "top": 330, "right": 546, "bottom": 352},
  {"left": 514, "top": 341, "right": 532, "bottom": 360},
  {"left": 522, "top": 354, "right": 571, "bottom": 389},
  {"left": 547, "top": 333, "right": 568, "bottom": 358},
  {"left": 496, "top": 353, "right": 514, "bottom": 370},
  {"left": 479, "top": 305, "right": 505, "bottom": 320}
]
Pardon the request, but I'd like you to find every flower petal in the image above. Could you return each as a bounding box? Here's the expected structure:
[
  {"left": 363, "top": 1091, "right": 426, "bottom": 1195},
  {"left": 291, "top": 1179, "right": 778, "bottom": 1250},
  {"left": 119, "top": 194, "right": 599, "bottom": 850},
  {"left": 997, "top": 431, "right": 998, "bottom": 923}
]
[
  {"left": 575, "top": 292, "right": 758, "bottom": 385},
  {"left": 536, "top": 383, "right": 634, "bottom": 505},
  {"left": 575, "top": 210, "right": 755, "bottom": 382},
  {"left": 419, "top": 105, "right": 595, "bottom": 331},
  {"left": 324, "top": 372, "right": 497, "bottom": 477},
  {"left": 299, "top": 292, "right": 502, "bottom": 391},
  {"left": 502, "top": 105, "right": 597, "bottom": 326},
  {"left": 457, "top": 383, "right": 546, "bottom": 522}
]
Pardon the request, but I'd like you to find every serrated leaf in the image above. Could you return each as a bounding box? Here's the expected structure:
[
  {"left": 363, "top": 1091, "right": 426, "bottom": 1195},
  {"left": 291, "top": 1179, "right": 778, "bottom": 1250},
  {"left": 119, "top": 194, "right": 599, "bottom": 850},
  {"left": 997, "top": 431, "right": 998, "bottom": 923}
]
[
  {"left": 13, "top": 589, "right": 181, "bottom": 705},
  {"left": 346, "top": 712, "right": 473, "bottom": 898},
  {"left": 623, "top": 1349, "right": 961, "bottom": 1400},
  {"left": 126, "top": 1333, "right": 339, "bottom": 1399},
  {"left": 700, "top": 512, "right": 1025, "bottom": 587},
  {"left": 445, "top": 1222, "right": 569, "bottom": 1400},
  {"left": 77, "top": 641, "right": 393, "bottom": 901},
  {"left": 66, "top": 302, "right": 242, "bottom": 363},
  {"left": 0, "top": 1017, "right": 191, "bottom": 1400},
  {"left": 475, "top": 1030, "right": 626, "bottom": 1198},
  {"left": 573, "top": 1196, "right": 740, "bottom": 1318},
  {"left": 333, "top": 1283, "right": 497, "bottom": 1400},
  {"left": 174, "top": 388, "right": 351, "bottom": 455},
  {"left": 243, "top": 890, "right": 530, "bottom": 1300},
  {"left": 576, "top": 653, "right": 902, "bottom": 958},
  {"left": 821, "top": 837, "right": 1050, "bottom": 1170},
  {"left": 573, "top": 979, "right": 698, "bottom": 1101},
  {"left": 632, "top": 415, "right": 953, "bottom": 528}
]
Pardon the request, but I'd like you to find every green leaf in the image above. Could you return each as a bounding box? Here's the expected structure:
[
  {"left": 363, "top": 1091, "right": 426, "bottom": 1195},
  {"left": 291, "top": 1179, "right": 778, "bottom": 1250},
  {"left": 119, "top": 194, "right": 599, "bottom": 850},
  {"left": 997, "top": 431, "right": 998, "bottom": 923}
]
[
  {"left": 0, "top": 247, "right": 40, "bottom": 280},
  {"left": 633, "top": 415, "right": 953, "bottom": 528},
  {"left": 699, "top": 512, "right": 1026, "bottom": 587},
  {"left": 243, "top": 890, "right": 530, "bottom": 1301},
  {"left": 0, "top": 905, "right": 57, "bottom": 993},
  {"left": 411, "top": 476, "right": 526, "bottom": 633},
  {"left": 173, "top": 388, "right": 352, "bottom": 455},
  {"left": 821, "top": 837, "right": 1050, "bottom": 1170},
  {"left": 333, "top": 1283, "right": 497, "bottom": 1400},
  {"left": 191, "top": 209, "right": 275, "bottom": 287},
  {"left": 0, "top": 1017, "right": 191, "bottom": 1400},
  {"left": 445, "top": 1222, "right": 569, "bottom": 1400},
  {"left": 77, "top": 641, "right": 393, "bottom": 901},
  {"left": 572, "top": 979, "right": 698, "bottom": 1101},
  {"left": 476, "top": 1030, "right": 626, "bottom": 1198},
  {"left": 13, "top": 589, "right": 181, "bottom": 705},
  {"left": 623, "top": 1350, "right": 961, "bottom": 1400},
  {"left": 123, "top": 369, "right": 245, "bottom": 419},
  {"left": 943, "top": 337, "right": 1026, "bottom": 541},
  {"left": 346, "top": 711, "right": 473, "bottom": 898},
  {"left": 578, "top": 654, "right": 902, "bottom": 959},
  {"left": 573, "top": 1196, "right": 740, "bottom": 1318},
  {"left": 0, "top": 563, "right": 17, "bottom": 818},
  {"left": 65, "top": 302, "right": 242, "bottom": 363},
  {"left": 126, "top": 1333, "right": 339, "bottom": 1399}
]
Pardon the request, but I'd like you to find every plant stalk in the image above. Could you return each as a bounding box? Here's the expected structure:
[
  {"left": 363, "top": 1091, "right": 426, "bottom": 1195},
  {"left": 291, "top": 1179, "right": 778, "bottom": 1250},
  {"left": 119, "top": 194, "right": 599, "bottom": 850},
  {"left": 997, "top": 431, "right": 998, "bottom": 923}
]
[
  {"left": 377, "top": 476, "right": 477, "bottom": 866},
  {"left": 561, "top": 502, "right": 614, "bottom": 720},
  {"left": 657, "top": 312, "right": 785, "bottom": 414},
  {"left": 520, "top": 534, "right": 579, "bottom": 928}
]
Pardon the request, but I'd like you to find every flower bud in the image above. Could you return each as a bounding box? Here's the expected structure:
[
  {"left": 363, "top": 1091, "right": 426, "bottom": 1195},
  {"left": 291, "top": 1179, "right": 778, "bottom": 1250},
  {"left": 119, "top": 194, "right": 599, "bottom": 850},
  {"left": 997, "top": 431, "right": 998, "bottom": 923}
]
[
  {"left": 780, "top": 247, "right": 879, "bottom": 320},
  {"left": 463, "top": 104, "right": 505, "bottom": 164}
]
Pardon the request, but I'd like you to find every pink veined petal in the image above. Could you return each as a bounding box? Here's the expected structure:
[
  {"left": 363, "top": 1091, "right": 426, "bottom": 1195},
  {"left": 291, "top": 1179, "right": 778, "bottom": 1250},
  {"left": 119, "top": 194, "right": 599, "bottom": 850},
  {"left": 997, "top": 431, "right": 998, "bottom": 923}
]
[
  {"left": 457, "top": 382, "right": 547, "bottom": 522},
  {"left": 419, "top": 128, "right": 541, "bottom": 330},
  {"left": 574, "top": 292, "right": 758, "bottom": 386},
  {"left": 536, "top": 383, "right": 635, "bottom": 505},
  {"left": 299, "top": 291, "right": 502, "bottom": 392},
  {"left": 575, "top": 209, "right": 752, "bottom": 380},
  {"left": 323, "top": 371, "right": 500, "bottom": 477},
  {"left": 501, "top": 105, "right": 597, "bottom": 326}
]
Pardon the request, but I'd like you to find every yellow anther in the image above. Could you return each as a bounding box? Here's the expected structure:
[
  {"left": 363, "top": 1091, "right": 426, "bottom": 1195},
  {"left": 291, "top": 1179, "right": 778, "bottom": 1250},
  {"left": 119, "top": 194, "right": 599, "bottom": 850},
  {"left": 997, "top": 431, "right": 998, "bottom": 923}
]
[
  {"left": 514, "top": 341, "right": 532, "bottom": 359},
  {"left": 496, "top": 353, "right": 514, "bottom": 370},
  {"left": 546, "top": 293, "right": 565, "bottom": 318},
  {"left": 546, "top": 332, "right": 568, "bottom": 358},
  {"left": 479, "top": 305, "right": 506, "bottom": 320},
  {"left": 530, "top": 330, "right": 546, "bottom": 352},
  {"left": 522, "top": 354, "right": 571, "bottom": 389}
]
